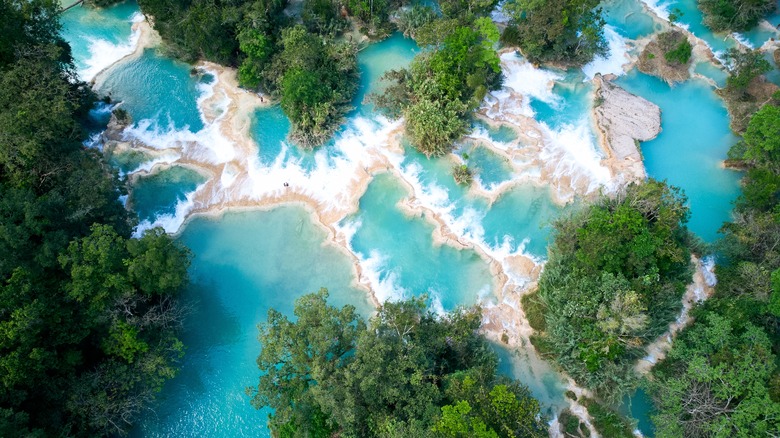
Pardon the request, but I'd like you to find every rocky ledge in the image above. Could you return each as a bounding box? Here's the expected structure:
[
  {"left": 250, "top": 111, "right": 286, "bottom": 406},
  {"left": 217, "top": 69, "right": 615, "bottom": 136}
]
[
  {"left": 637, "top": 30, "right": 692, "bottom": 84},
  {"left": 592, "top": 73, "right": 661, "bottom": 182}
]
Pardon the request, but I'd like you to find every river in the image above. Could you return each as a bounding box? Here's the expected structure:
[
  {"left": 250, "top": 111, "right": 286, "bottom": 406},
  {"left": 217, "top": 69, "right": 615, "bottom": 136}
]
[{"left": 59, "top": 0, "right": 773, "bottom": 435}]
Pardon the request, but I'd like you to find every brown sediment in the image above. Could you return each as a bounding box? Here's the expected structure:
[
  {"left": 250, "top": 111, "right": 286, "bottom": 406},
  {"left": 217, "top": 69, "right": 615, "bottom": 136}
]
[
  {"left": 591, "top": 73, "right": 661, "bottom": 183},
  {"left": 635, "top": 256, "right": 716, "bottom": 375},
  {"left": 722, "top": 158, "right": 749, "bottom": 170}
]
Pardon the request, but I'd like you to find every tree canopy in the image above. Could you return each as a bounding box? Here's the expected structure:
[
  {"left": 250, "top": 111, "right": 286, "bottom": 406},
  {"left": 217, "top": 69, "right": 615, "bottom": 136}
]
[
  {"left": 645, "top": 98, "right": 780, "bottom": 438},
  {"left": 374, "top": 17, "right": 501, "bottom": 156},
  {"left": 0, "top": 0, "right": 191, "bottom": 434},
  {"left": 260, "top": 26, "right": 358, "bottom": 146},
  {"left": 698, "top": 0, "right": 776, "bottom": 32},
  {"left": 528, "top": 180, "right": 693, "bottom": 401},
  {"left": 501, "top": 0, "right": 607, "bottom": 66},
  {"left": 248, "top": 289, "right": 548, "bottom": 437}
]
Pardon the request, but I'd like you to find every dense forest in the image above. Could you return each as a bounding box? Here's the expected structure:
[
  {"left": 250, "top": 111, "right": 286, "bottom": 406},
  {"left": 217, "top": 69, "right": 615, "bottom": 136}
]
[
  {"left": 135, "top": 0, "right": 382, "bottom": 145},
  {"left": 645, "top": 95, "right": 780, "bottom": 437},
  {"left": 5, "top": 0, "right": 780, "bottom": 435},
  {"left": 0, "top": 0, "right": 190, "bottom": 435},
  {"left": 525, "top": 180, "right": 694, "bottom": 400},
  {"left": 249, "top": 290, "right": 549, "bottom": 437}
]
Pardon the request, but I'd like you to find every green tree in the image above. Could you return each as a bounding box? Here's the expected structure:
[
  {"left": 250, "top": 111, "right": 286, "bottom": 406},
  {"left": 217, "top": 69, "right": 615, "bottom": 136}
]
[
  {"left": 532, "top": 180, "right": 692, "bottom": 400},
  {"left": 742, "top": 103, "right": 780, "bottom": 171},
  {"left": 698, "top": 0, "right": 775, "bottom": 32},
  {"left": 725, "top": 48, "right": 772, "bottom": 93},
  {"left": 651, "top": 86, "right": 780, "bottom": 437},
  {"left": 438, "top": 0, "right": 499, "bottom": 19},
  {"left": 396, "top": 5, "right": 437, "bottom": 40},
  {"left": 252, "top": 25, "right": 357, "bottom": 146},
  {"left": 434, "top": 401, "right": 498, "bottom": 438},
  {"left": 249, "top": 291, "right": 548, "bottom": 437},
  {"left": 0, "top": 2, "right": 192, "bottom": 433},
  {"left": 502, "top": 0, "right": 607, "bottom": 66},
  {"left": 302, "top": 0, "right": 346, "bottom": 35},
  {"left": 650, "top": 313, "right": 780, "bottom": 437},
  {"left": 374, "top": 20, "right": 501, "bottom": 156}
]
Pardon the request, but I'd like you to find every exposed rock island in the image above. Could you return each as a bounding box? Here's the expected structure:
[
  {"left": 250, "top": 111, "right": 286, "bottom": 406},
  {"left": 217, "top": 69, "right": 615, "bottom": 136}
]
[{"left": 592, "top": 73, "right": 661, "bottom": 182}]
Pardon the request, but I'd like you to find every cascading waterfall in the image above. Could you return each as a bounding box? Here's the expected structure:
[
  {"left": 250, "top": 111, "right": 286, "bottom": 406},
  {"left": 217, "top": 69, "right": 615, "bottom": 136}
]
[{"left": 59, "top": 0, "right": 775, "bottom": 434}]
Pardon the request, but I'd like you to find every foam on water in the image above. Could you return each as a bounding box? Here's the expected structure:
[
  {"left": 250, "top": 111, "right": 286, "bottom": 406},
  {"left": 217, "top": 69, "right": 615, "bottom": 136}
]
[
  {"left": 731, "top": 32, "right": 755, "bottom": 49},
  {"left": 127, "top": 151, "right": 182, "bottom": 175},
  {"left": 582, "top": 25, "right": 631, "bottom": 79},
  {"left": 81, "top": 12, "right": 143, "bottom": 81},
  {"left": 134, "top": 183, "right": 207, "bottom": 236},
  {"left": 499, "top": 52, "right": 563, "bottom": 117},
  {"left": 359, "top": 250, "right": 408, "bottom": 303},
  {"left": 540, "top": 119, "right": 613, "bottom": 193},
  {"left": 640, "top": 0, "right": 672, "bottom": 21},
  {"left": 65, "top": 6, "right": 589, "bottom": 433}
]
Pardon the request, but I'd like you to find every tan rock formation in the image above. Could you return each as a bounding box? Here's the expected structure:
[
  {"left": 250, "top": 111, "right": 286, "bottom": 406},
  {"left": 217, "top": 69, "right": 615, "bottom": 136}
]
[{"left": 592, "top": 73, "right": 661, "bottom": 182}]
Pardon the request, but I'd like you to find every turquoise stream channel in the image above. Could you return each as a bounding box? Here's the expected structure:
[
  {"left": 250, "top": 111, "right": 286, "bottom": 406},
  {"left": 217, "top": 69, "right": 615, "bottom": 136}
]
[{"left": 60, "top": 0, "right": 773, "bottom": 435}]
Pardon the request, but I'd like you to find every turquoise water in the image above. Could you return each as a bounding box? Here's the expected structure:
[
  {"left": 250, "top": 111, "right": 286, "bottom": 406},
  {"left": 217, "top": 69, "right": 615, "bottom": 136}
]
[
  {"left": 530, "top": 69, "right": 593, "bottom": 129},
  {"left": 108, "top": 148, "right": 152, "bottom": 174},
  {"left": 651, "top": 0, "right": 779, "bottom": 53},
  {"left": 617, "top": 71, "right": 742, "bottom": 241},
  {"left": 134, "top": 208, "right": 372, "bottom": 437},
  {"left": 667, "top": 0, "right": 735, "bottom": 54},
  {"left": 765, "top": 50, "right": 780, "bottom": 86},
  {"left": 481, "top": 185, "right": 564, "bottom": 258},
  {"left": 250, "top": 33, "right": 418, "bottom": 169},
  {"left": 603, "top": 0, "right": 661, "bottom": 39},
  {"left": 461, "top": 143, "right": 515, "bottom": 189},
  {"left": 473, "top": 119, "right": 519, "bottom": 143},
  {"left": 493, "top": 343, "right": 569, "bottom": 415},
  {"left": 60, "top": 0, "right": 760, "bottom": 434},
  {"left": 96, "top": 49, "right": 205, "bottom": 130},
  {"left": 129, "top": 166, "right": 206, "bottom": 223},
  {"left": 344, "top": 173, "right": 495, "bottom": 308},
  {"left": 60, "top": 0, "right": 139, "bottom": 80},
  {"left": 694, "top": 60, "right": 729, "bottom": 87},
  {"left": 623, "top": 388, "right": 656, "bottom": 436},
  {"left": 252, "top": 106, "right": 292, "bottom": 166},
  {"left": 354, "top": 33, "right": 419, "bottom": 114}
]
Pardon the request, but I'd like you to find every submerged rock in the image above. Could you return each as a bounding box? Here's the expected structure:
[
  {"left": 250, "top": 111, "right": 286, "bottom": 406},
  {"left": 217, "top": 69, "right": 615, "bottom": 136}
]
[{"left": 592, "top": 74, "right": 661, "bottom": 182}]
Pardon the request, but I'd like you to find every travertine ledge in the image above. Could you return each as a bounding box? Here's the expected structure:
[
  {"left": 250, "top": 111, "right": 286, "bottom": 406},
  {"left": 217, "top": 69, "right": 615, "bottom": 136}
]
[{"left": 592, "top": 73, "right": 661, "bottom": 182}]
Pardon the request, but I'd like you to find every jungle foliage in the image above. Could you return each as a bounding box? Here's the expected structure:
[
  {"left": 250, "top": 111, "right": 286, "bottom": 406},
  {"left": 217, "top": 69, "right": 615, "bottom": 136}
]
[
  {"left": 374, "top": 17, "right": 501, "bottom": 156},
  {"left": 647, "top": 101, "right": 780, "bottom": 437},
  {"left": 500, "top": 0, "right": 607, "bottom": 66},
  {"left": 530, "top": 180, "right": 693, "bottom": 401},
  {"left": 137, "top": 0, "right": 362, "bottom": 145},
  {"left": 698, "top": 0, "right": 776, "bottom": 32},
  {"left": 248, "top": 290, "right": 548, "bottom": 437},
  {"left": 724, "top": 47, "right": 772, "bottom": 93},
  {"left": 260, "top": 26, "right": 358, "bottom": 146},
  {"left": 0, "top": 0, "right": 191, "bottom": 434}
]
